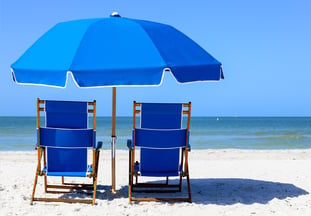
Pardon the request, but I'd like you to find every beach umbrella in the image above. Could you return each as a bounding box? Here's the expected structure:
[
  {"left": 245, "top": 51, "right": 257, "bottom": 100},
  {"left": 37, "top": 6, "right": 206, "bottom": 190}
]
[{"left": 10, "top": 12, "right": 224, "bottom": 193}]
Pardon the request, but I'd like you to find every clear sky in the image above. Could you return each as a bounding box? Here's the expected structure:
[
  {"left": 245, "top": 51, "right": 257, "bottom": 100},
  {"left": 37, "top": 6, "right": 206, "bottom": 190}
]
[{"left": 1, "top": 0, "right": 310, "bottom": 116}]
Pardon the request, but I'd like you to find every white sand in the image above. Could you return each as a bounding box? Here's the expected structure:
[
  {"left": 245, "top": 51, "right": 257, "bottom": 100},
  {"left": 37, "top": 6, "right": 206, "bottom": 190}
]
[{"left": 1, "top": 149, "right": 311, "bottom": 216}]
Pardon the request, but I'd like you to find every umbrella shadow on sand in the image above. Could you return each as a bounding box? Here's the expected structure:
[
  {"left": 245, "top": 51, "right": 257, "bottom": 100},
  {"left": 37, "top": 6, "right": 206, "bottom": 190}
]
[
  {"left": 57, "top": 178, "right": 308, "bottom": 204},
  {"left": 115, "top": 178, "right": 308, "bottom": 205},
  {"left": 56, "top": 185, "right": 128, "bottom": 202},
  {"left": 96, "top": 185, "right": 129, "bottom": 201},
  {"left": 190, "top": 178, "right": 309, "bottom": 205}
]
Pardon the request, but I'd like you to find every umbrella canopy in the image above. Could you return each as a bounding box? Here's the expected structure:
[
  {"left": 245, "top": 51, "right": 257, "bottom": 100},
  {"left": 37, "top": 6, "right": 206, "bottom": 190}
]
[
  {"left": 11, "top": 13, "right": 224, "bottom": 193},
  {"left": 11, "top": 14, "right": 223, "bottom": 87}
]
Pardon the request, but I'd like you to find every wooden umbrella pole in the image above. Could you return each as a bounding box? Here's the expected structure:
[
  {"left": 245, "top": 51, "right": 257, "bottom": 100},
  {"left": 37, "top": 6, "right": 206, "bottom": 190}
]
[{"left": 111, "top": 87, "right": 117, "bottom": 193}]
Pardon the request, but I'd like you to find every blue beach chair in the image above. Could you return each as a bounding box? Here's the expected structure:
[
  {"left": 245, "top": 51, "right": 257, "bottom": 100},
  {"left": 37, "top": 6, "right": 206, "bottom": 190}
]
[
  {"left": 127, "top": 102, "right": 192, "bottom": 202},
  {"left": 30, "top": 98, "right": 102, "bottom": 205}
]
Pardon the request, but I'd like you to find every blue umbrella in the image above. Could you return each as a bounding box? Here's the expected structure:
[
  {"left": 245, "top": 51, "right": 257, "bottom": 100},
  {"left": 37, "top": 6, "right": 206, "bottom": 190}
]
[{"left": 11, "top": 13, "right": 224, "bottom": 192}]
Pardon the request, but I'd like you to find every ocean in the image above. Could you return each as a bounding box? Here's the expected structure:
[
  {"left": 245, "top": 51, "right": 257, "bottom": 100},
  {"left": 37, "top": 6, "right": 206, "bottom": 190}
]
[{"left": 0, "top": 117, "right": 311, "bottom": 151}]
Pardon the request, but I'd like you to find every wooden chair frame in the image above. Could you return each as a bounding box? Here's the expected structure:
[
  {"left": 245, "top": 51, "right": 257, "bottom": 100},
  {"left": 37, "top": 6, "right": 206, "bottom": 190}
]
[
  {"left": 30, "top": 98, "right": 100, "bottom": 205},
  {"left": 128, "top": 101, "right": 192, "bottom": 203}
]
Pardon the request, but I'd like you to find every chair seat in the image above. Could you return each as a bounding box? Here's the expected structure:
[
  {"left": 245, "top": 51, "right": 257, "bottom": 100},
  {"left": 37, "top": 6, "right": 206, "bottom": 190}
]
[
  {"left": 138, "top": 170, "right": 180, "bottom": 177},
  {"left": 43, "top": 164, "right": 93, "bottom": 177},
  {"left": 46, "top": 171, "right": 88, "bottom": 177},
  {"left": 134, "top": 161, "right": 182, "bottom": 177}
]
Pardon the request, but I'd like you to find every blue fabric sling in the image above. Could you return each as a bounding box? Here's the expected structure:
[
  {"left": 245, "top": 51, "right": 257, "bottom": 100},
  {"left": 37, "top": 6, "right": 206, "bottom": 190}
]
[
  {"left": 135, "top": 103, "right": 187, "bottom": 177},
  {"left": 40, "top": 100, "right": 94, "bottom": 177}
]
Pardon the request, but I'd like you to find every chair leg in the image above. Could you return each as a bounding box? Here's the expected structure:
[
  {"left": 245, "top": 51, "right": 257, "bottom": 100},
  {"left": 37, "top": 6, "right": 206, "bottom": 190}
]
[
  {"left": 128, "top": 184, "right": 132, "bottom": 203},
  {"left": 94, "top": 150, "right": 100, "bottom": 175},
  {"left": 92, "top": 176, "right": 97, "bottom": 205},
  {"left": 92, "top": 150, "right": 100, "bottom": 205},
  {"left": 44, "top": 175, "right": 48, "bottom": 193},
  {"left": 186, "top": 169, "right": 191, "bottom": 203},
  {"left": 178, "top": 175, "right": 183, "bottom": 192},
  {"left": 128, "top": 149, "right": 133, "bottom": 203},
  {"left": 30, "top": 170, "right": 39, "bottom": 205}
]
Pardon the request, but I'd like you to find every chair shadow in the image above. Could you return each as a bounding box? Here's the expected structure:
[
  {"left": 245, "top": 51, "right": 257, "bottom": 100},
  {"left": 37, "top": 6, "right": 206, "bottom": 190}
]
[{"left": 190, "top": 178, "right": 309, "bottom": 205}]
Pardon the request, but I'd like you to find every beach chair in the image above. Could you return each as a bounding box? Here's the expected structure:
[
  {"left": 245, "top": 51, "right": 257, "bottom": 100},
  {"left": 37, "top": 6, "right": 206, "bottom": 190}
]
[
  {"left": 30, "top": 98, "right": 102, "bottom": 205},
  {"left": 127, "top": 101, "right": 192, "bottom": 202}
]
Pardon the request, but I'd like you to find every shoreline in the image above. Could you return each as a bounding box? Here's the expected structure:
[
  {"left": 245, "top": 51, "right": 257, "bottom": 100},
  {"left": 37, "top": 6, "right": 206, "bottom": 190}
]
[
  {"left": 2, "top": 148, "right": 311, "bottom": 158},
  {"left": 1, "top": 149, "right": 311, "bottom": 215}
]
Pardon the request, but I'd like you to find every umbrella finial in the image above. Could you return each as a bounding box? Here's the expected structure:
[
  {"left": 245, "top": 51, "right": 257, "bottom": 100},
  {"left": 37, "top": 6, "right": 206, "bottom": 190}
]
[{"left": 111, "top": 12, "right": 121, "bottom": 17}]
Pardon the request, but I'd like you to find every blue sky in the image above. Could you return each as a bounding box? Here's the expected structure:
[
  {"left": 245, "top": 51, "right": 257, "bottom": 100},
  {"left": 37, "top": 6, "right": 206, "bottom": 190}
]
[{"left": 1, "top": 0, "right": 310, "bottom": 116}]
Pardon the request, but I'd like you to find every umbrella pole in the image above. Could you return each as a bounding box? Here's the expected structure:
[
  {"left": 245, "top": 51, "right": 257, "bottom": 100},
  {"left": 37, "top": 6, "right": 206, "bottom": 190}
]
[{"left": 112, "top": 87, "right": 117, "bottom": 193}]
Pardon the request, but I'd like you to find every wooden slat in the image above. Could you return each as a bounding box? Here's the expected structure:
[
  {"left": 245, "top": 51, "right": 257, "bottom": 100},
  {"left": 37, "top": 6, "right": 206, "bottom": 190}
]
[
  {"left": 33, "top": 197, "right": 93, "bottom": 204},
  {"left": 46, "top": 190, "right": 93, "bottom": 195},
  {"left": 133, "top": 183, "right": 180, "bottom": 188},
  {"left": 47, "top": 184, "right": 93, "bottom": 190},
  {"left": 130, "top": 197, "right": 191, "bottom": 203}
]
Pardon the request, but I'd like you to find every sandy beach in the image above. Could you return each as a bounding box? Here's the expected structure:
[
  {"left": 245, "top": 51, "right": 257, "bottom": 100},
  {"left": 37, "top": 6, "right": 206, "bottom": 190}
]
[{"left": 1, "top": 149, "right": 311, "bottom": 215}]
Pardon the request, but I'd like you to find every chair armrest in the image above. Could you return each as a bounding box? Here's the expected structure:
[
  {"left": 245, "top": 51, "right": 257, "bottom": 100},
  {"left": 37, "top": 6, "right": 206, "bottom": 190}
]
[
  {"left": 96, "top": 141, "right": 103, "bottom": 150},
  {"left": 182, "top": 143, "right": 191, "bottom": 151},
  {"left": 187, "top": 143, "right": 191, "bottom": 151},
  {"left": 127, "top": 139, "right": 134, "bottom": 149}
]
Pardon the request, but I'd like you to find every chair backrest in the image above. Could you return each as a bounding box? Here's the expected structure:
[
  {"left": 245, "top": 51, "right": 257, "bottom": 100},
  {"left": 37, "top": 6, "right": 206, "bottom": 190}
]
[
  {"left": 140, "top": 103, "right": 183, "bottom": 129},
  {"left": 45, "top": 100, "right": 88, "bottom": 129},
  {"left": 37, "top": 99, "right": 96, "bottom": 176},
  {"left": 133, "top": 102, "right": 191, "bottom": 176}
]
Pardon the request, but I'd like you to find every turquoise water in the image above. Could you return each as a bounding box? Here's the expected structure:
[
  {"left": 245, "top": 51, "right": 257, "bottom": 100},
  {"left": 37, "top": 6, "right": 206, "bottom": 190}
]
[{"left": 0, "top": 117, "right": 311, "bottom": 151}]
